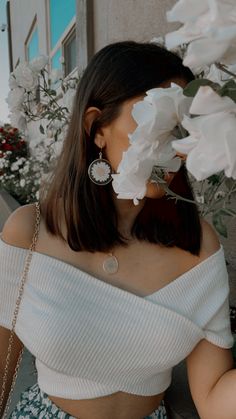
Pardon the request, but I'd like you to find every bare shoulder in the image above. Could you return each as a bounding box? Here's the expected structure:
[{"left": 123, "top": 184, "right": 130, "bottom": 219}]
[
  {"left": 1, "top": 204, "right": 37, "bottom": 249},
  {"left": 199, "top": 218, "right": 221, "bottom": 260}
]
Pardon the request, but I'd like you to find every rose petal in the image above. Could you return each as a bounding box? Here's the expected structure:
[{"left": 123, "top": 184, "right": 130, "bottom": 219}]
[
  {"left": 189, "top": 86, "right": 236, "bottom": 115},
  {"left": 183, "top": 38, "right": 229, "bottom": 68},
  {"left": 166, "top": 0, "right": 208, "bottom": 23},
  {"left": 172, "top": 136, "right": 198, "bottom": 154}
]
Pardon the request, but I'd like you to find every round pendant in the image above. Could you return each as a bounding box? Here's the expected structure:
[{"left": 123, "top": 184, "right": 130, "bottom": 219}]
[{"left": 103, "top": 254, "right": 119, "bottom": 274}]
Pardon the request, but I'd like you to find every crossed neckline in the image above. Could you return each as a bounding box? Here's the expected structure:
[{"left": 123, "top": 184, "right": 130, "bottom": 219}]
[{"left": 0, "top": 237, "right": 223, "bottom": 299}]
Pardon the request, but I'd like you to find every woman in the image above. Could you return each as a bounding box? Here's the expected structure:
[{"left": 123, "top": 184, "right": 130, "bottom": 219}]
[{"left": 0, "top": 41, "right": 235, "bottom": 419}]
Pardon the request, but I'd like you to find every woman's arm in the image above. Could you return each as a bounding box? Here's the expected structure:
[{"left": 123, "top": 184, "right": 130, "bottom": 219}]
[
  {"left": 187, "top": 340, "right": 235, "bottom": 419},
  {"left": 187, "top": 219, "right": 236, "bottom": 419},
  {"left": 0, "top": 326, "right": 23, "bottom": 413}
]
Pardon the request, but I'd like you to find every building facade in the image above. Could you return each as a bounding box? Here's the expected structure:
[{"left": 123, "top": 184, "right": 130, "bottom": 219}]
[{"left": 8, "top": 0, "right": 177, "bottom": 76}]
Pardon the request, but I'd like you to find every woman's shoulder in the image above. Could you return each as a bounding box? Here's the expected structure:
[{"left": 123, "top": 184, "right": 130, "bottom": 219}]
[
  {"left": 1, "top": 203, "right": 37, "bottom": 249},
  {"left": 199, "top": 218, "right": 221, "bottom": 261}
]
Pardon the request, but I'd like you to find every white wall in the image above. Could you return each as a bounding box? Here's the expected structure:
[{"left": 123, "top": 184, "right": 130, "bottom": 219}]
[
  {"left": 9, "top": 0, "right": 48, "bottom": 67},
  {"left": 93, "top": 0, "right": 178, "bottom": 52}
]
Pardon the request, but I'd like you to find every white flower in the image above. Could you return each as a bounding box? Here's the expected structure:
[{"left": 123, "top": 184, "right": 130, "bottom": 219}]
[
  {"left": 20, "top": 179, "right": 26, "bottom": 187},
  {"left": 30, "top": 55, "right": 48, "bottom": 73},
  {"left": 49, "top": 69, "right": 63, "bottom": 84},
  {"left": 112, "top": 83, "right": 190, "bottom": 204},
  {"left": 8, "top": 73, "right": 18, "bottom": 89},
  {"left": 165, "top": 0, "right": 236, "bottom": 69},
  {"left": 0, "top": 158, "right": 7, "bottom": 169},
  {"left": 11, "top": 161, "right": 19, "bottom": 171},
  {"left": 14, "top": 62, "right": 38, "bottom": 91},
  {"left": 206, "top": 63, "right": 236, "bottom": 86},
  {"left": 150, "top": 36, "right": 165, "bottom": 46},
  {"left": 46, "top": 129, "right": 54, "bottom": 138},
  {"left": 91, "top": 161, "right": 111, "bottom": 183},
  {"left": 52, "top": 119, "right": 63, "bottom": 130},
  {"left": 172, "top": 86, "right": 236, "bottom": 180},
  {"left": 9, "top": 111, "right": 27, "bottom": 131},
  {"left": 6, "top": 87, "right": 25, "bottom": 112},
  {"left": 62, "top": 88, "right": 75, "bottom": 112},
  {"left": 195, "top": 194, "right": 205, "bottom": 204}
]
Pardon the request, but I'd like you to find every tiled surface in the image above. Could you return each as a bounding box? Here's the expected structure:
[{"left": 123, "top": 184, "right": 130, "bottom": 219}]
[{"left": 7, "top": 350, "right": 37, "bottom": 418}]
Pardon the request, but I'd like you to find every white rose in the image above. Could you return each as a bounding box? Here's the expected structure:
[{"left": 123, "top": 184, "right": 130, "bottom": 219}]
[
  {"left": 30, "top": 55, "right": 49, "bottom": 73},
  {"left": 172, "top": 86, "right": 236, "bottom": 180},
  {"left": 62, "top": 88, "right": 75, "bottom": 112},
  {"left": 49, "top": 69, "right": 63, "bottom": 84},
  {"left": 51, "top": 138, "right": 64, "bottom": 157},
  {"left": 14, "top": 62, "right": 38, "bottom": 91},
  {"left": 150, "top": 36, "right": 165, "bottom": 46},
  {"left": 20, "top": 179, "right": 26, "bottom": 187},
  {"left": 9, "top": 111, "right": 27, "bottom": 131},
  {"left": 11, "top": 161, "right": 20, "bottom": 171},
  {"left": 8, "top": 73, "right": 18, "bottom": 89},
  {"left": 206, "top": 63, "right": 236, "bottom": 86},
  {"left": 46, "top": 129, "right": 54, "bottom": 138},
  {"left": 112, "top": 83, "right": 189, "bottom": 204},
  {"left": 165, "top": 0, "right": 236, "bottom": 69},
  {"left": 6, "top": 87, "right": 25, "bottom": 111}
]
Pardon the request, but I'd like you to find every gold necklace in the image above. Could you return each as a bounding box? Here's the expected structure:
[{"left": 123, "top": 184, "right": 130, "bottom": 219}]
[{"left": 103, "top": 253, "right": 119, "bottom": 274}]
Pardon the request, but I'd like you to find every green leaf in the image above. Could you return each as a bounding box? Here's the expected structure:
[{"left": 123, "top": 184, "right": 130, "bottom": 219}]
[
  {"left": 212, "top": 212, "right": 228, "bottom": 238},
  {"left": 183, "top": 79, "right": 220, "bottom": 97},
  {"left": 224, "top": 178, "right": 236, "bottom": 190},
  {"left": 39, "top": 124, "right": 45, "bottom": 134},
  {"left": 49, "top": 89, "right": 57, "bottom": 96},
  {"left": 219, "top": 80, "right": 236, "bottom": 103},
  {"left": 220, "top": 208, "right": 236, "bottom": 217},
  {"left": 207, "top": 174, "right": 222, "bottom": 185}
]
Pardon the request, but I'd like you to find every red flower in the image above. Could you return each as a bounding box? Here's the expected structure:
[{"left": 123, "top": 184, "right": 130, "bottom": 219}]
[{"left": 2, "top": 143, "right": 14, "bottom": 151}]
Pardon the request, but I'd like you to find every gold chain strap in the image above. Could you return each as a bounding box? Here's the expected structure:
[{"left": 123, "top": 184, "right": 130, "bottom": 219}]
[{"left": 0, "top": 202, "right": 41, "bottom": 418}]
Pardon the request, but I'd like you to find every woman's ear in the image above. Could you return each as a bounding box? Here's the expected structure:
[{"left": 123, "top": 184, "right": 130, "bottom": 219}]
[
  {"left": 84, "top": 107, "right": 107, "bottom": 149},
  {"left": 84, "top": 107, "right": 101, "bottom": 136}
]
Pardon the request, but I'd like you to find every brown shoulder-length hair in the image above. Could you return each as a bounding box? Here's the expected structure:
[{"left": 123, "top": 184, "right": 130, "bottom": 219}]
[{"left": 41, "top": 41, "right": 202, "bottom": 255}]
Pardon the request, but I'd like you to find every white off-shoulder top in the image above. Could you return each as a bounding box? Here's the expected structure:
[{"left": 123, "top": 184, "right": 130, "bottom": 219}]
[{"left": 0, "top": 238, "right": 233, "bottom": 399}]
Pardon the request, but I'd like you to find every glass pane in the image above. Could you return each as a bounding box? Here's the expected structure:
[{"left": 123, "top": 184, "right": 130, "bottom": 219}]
[
  {"left": 64, "top": 32, "right": 76, "bottom": 76},
  {"left": 28, "top": 28, "right": 39, "bottom": 62},
  {"left": 51, "top": 47, "right": 62, "bottom": 70},
  {"left": 49, "top": 0, "right": 76, "bottom": 49}
]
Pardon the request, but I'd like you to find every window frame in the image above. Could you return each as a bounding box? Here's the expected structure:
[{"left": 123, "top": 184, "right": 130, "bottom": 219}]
[
  {"left": 62, "top": 25, "right": 76, "bottom": 77},
  {"left": 76, "top": 0, "right": 94, "bottom": 74},
  {"left": 46, "top": 0, "right": 76, "bottom": 75},
  {"left": 25, "top": 15, "right": 39, "bottom": 62}
]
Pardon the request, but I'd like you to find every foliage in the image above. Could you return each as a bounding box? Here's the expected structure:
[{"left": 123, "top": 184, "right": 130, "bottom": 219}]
[{"left": 4, "top": 56, "right": 78, "bottom": 204}]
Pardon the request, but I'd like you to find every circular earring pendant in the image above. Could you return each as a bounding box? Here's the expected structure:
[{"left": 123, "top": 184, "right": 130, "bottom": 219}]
[{"left": 88, "top": 157, "right": 113, "bottom": 185}]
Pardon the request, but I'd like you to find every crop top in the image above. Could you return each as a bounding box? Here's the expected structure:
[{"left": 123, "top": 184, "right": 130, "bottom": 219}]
[{"left": 0, "top": 238, "right": 233, "bottom": 399}]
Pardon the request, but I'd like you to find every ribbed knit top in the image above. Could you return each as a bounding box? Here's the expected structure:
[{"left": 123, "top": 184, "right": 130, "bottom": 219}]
[{"left": 0, "top": 238, "right": 233, "bottom": 399}]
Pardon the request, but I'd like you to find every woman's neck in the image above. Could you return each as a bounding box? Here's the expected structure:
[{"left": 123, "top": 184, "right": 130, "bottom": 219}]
[{"left": 113, "top": 196, "right": 146, "bottom": 239}]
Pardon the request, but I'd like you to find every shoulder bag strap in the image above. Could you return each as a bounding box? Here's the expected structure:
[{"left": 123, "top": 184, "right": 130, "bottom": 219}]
[{"left": 0, "top": 202, "right": 41, "bottom": 418}]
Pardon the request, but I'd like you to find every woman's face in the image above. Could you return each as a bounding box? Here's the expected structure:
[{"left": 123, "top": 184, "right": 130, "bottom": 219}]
[
  {"left": 100, "top": 96, "right": 175, "bottom": 200},
  {"left": 102, "top": 96, "right": 142, "bottom": 172}
]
